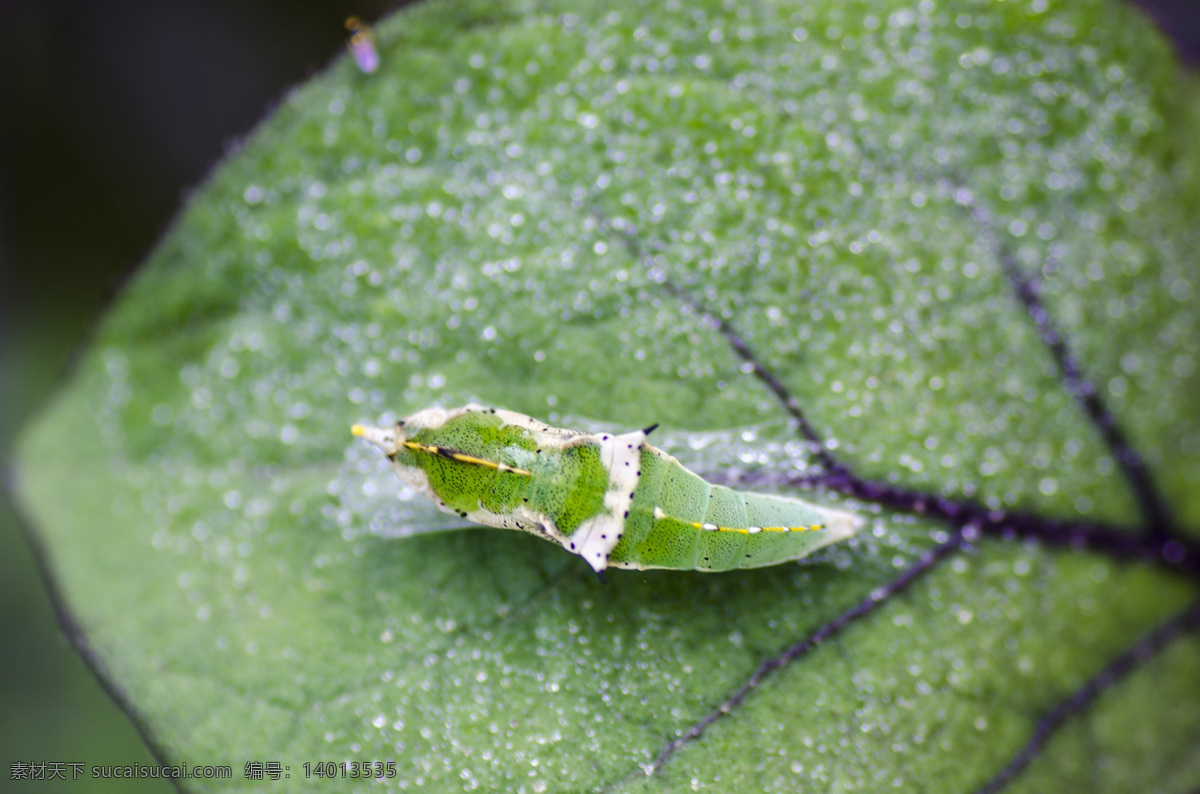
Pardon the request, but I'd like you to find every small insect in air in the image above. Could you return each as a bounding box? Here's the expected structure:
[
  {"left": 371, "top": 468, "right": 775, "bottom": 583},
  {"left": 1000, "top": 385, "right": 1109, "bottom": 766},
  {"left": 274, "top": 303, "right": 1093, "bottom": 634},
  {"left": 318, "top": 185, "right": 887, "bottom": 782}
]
[
  {"left": 345, "top": 16, "right": 380, "bottom": 74},
  {"left": 352, "top": 405, "right": 862, "bottom": 575}
]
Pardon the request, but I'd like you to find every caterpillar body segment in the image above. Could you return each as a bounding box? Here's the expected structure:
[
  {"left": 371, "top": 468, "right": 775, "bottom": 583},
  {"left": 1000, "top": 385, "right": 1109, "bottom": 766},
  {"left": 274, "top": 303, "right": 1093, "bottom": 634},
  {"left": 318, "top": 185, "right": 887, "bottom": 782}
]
[{"left": 353, "top": 405, "right": 861, "bottom": 573}]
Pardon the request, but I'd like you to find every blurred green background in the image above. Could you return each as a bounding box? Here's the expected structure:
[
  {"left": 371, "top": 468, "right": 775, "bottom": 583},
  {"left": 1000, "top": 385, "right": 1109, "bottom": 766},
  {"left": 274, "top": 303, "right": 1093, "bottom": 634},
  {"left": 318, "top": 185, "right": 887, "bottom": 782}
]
[{"left": 0, "top": 1, "right": 1194, "bottom": 791}]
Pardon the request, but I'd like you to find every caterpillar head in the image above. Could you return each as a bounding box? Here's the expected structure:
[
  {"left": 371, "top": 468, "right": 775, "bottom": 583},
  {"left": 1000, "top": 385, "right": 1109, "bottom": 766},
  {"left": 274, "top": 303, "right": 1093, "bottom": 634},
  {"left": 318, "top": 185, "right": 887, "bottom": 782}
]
[{"left": 350, "top": 422, "right": 401, "bottom": 452}]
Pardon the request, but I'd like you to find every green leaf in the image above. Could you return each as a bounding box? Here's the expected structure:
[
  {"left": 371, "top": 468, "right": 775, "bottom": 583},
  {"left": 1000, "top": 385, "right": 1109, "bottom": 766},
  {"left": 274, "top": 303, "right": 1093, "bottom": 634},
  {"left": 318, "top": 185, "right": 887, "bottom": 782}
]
[{"left": 13, "top": 0, "right": 1200, "bottom": 790}]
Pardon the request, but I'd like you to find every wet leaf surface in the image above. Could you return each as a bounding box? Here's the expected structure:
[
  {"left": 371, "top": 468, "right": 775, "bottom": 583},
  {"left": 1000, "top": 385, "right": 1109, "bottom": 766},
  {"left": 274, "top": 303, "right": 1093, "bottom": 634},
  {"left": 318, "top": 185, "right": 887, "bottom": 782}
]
[{"left": 13, "top": 0, "right": 1200, "bottom": 790}]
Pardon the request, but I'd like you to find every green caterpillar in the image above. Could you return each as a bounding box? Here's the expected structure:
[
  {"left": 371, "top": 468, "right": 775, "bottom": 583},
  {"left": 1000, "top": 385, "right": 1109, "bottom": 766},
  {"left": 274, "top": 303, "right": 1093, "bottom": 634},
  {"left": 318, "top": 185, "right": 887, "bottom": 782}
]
[{"left": 352, "top": 405, "right": 862, "bottom": 574}]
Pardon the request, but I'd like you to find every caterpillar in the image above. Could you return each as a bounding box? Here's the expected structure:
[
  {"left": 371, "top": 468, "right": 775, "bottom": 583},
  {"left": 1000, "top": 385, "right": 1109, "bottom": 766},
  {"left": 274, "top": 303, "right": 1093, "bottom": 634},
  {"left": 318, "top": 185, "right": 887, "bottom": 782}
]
[{"left": 352, "top": 405, "right": 862, "bottom": 574}]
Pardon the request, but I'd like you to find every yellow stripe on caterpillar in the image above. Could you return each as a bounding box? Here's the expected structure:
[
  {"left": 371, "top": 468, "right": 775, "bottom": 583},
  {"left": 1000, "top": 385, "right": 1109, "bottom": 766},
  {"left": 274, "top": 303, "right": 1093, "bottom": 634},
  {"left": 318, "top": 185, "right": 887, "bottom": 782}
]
[
  {"left": 686, "top": 521, "right": 823, "bottom": 534},
  {"left": 401, "top": 440, "right": 532, "bottom": 476},
  {"left": 649, "top": 505, "right": 820, "bottom": 533}
]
